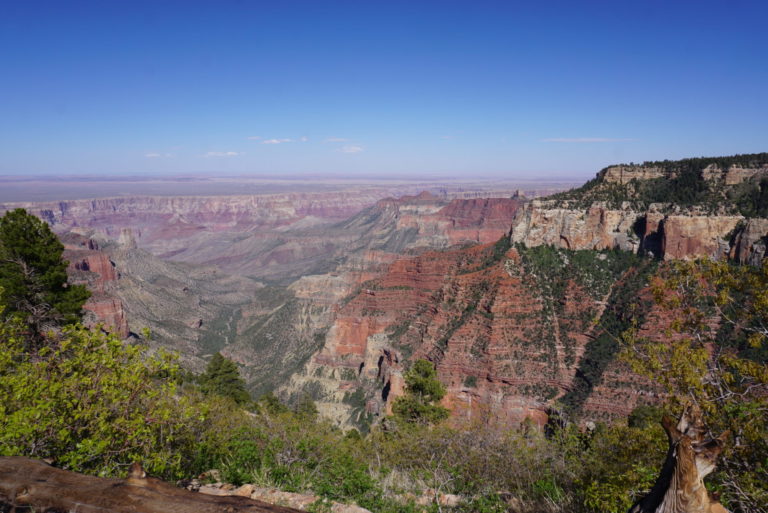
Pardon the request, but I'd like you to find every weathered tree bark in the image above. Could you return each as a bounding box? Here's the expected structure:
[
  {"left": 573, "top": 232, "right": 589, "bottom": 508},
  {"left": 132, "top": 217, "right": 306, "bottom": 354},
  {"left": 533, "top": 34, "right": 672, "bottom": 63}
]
[
  {"left": 0, "top": 456, "right": 303, "bottom": 513},
  {"left": 628, "top": 407, "right": 730, "bottom": 513}
]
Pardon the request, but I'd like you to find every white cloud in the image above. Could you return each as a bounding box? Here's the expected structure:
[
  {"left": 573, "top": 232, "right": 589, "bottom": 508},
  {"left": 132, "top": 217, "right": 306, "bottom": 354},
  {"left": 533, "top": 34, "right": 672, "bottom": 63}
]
[
  {"left": 300, "top": 136, "right": 309, "bottom": 142},
  {"left": 324, "top": 137, "right": 348, "bottom": 143},
  {"left": 541, "top": 137, "right": 635, "bottom": 143},
  {"left": 261, "top": 138, "right": 293, "bottom": 144},
  {"left": 338, "top": 145, "right": 364, "bottom": 153},
  {"left": 145, "top": 152, "right": 173, "bottom": 158},
  {"left": 204, "top": 151, "right": 242, "bottom": 157},
  {"left": 247, "top": 136, "right": 262, "bottom": 140}
]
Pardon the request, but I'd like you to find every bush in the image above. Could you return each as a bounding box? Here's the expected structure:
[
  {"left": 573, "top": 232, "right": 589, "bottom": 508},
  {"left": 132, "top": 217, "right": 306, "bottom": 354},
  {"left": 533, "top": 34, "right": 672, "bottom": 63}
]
[
  {"left": 391, "top": 359, "right": 449, "bottom": 425},
  {"left": 0, "top": 317, "right": 194, "bottom": 478}
]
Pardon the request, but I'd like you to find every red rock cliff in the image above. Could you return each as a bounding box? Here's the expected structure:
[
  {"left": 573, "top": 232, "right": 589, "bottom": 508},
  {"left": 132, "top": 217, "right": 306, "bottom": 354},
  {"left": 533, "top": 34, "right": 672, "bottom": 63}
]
[
  {"left": 285, "top": 240, "right": 659, "bottom": 428},
  {"left": 62, "top": 233, "right": 129, "bottom": 338}
]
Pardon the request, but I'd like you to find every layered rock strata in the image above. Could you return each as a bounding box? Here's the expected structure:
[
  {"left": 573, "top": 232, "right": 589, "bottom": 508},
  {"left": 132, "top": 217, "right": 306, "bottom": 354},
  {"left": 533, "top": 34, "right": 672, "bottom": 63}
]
[
  {"left": 2, "top": 187, "right": 536, "bottom": 282},
  {"left": 62, "top": 232, "right": 129, "bottom": 338},
  {"left": 510, "top": 200, "right": 767, "bottom": 262},
  {"left": 282, "top": 241, "right": 659, "bottom": 429}
]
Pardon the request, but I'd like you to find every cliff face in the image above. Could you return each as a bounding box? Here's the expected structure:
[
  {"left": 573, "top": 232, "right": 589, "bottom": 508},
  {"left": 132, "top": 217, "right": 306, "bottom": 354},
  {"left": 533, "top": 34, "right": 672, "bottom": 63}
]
[
  {"left": 510, "top": 201, "right": 641, "bottom": 253},
  {"left": 601, "top": 165, "right": 667, "bottom": 184},
  {"left": 431, "top": 197, "right": 522, "bottom": 245},
  {"left": 660, "top": 215, "right": 741, "bottom": 260},
  {"left": 598, "top": 162, "right": 768, "bottom": 186},
  {"left": 62, "top": 233, "right": 129, "bottom": 338},
  {"left": 510, "top": 200, "right": 766, "bottom": 262},
  {"left": 731, "top": 218, "right": 768, "bottom": 264},
  {"left": 282, "top": 241, "right": 659, "bottom": 429}
]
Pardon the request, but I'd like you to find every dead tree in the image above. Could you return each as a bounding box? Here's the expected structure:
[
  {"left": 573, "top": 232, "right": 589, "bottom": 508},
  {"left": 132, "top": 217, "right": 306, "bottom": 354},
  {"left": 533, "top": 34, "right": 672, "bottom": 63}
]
[
  {"left": 628, "top": 408, "right": 730, "bottom": 513},
  {"left": 0, "top": 456, "right": 303, "bottom": 513}
]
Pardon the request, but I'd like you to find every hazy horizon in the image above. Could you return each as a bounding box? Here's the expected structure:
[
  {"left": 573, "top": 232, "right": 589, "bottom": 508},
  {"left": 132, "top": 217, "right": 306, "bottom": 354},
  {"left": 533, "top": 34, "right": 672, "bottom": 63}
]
[{"left": 0, "top": 173, "right": 583, "bottom": 203}]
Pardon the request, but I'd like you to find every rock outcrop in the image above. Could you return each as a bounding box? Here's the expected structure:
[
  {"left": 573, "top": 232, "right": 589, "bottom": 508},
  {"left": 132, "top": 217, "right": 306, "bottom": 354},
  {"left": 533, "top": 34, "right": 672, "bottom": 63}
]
[
  {"left": 660, "top": 215, "right": 741, "bottom": 260},
  {"left": 198, "top": 482, "right": 372, "bottom": 513},
  {"left": 598, "top": 162, "right": 768, "bottom": 186},
  {"left": 730, "top": 218, "right": 768, "bottom": 264},
  {"left": 510, "top": 201, "right": 641, "bottom": 253},
  {"left": 510, "top": 200, "right": 768, "bottom": 262},
  {"left": 62, "top": 233, "right": 130, "bottom": 338},
  {"left": 601, "top": 165, "right": 666, "bottom": 184}
]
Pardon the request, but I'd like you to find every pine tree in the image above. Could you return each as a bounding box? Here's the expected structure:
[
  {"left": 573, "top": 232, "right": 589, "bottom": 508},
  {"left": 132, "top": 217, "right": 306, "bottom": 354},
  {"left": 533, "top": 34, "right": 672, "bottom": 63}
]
[
  {"left": 199, "top": 352, "right": 251, "bottom": 404},
  {"left": 0, "top": 208, "right": 90, "bottom": 334},
  {"left": 392, "top": 359, "right": 449, "bottom": 424}
]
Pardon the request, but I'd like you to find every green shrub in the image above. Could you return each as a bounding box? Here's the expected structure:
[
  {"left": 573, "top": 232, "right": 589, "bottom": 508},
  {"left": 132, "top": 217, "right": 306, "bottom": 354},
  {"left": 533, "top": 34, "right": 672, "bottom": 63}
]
[{"left": 0, "top": 318, "right": 192, "bottom": 478}]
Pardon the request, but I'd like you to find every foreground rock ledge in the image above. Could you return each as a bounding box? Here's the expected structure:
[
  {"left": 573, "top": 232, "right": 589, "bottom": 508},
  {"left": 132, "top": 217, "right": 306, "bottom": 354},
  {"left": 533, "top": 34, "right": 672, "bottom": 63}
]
[{"left": 0, "top": 456, "right": 302, "bottom": 513}]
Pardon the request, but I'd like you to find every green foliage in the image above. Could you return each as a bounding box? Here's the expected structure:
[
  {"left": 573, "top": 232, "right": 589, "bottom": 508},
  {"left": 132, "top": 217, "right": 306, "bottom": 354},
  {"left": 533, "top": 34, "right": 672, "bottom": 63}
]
[
  {"left": 0, "top": 316, "right": 193, "bottom": 477},
  {"left": 627, "top": 404, "right": 663, "bottom": 429},
  {"left": 0, "top": 208, "right": 90, "bottom": 333},
  {"left": 391, "top": 359, "right": 449, "bottom": 425},
  {"left": 294, "top": 393, "right": 319, "bottom": 420},
  {"left": 258, "top": 392, "right": 290, "bottom": 414},
  {"left": 549, "top": 152, "right": 768, "bottom": 215},
  {"left": 192, "top": 406, "right": 386, "bottom": 506},
  {"left": 621, "top": 259, "right": 768, "bottom": 512},
  {"left": 579, "top": 422, "right": 667, "bottom": 513},
  {"left": 736, "top": 177, "right": 768, "bottom": 217},
  {"left": 0, "top": 304, "right": 715, "bottom": 513},
  {"left": 199, "top": 352, "right": 251, "bottom": 404}
]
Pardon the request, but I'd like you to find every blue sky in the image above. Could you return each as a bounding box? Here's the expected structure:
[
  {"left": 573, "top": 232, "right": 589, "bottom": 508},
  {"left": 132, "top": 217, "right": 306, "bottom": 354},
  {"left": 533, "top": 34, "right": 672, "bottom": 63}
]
[{"left": 1, "top": 0, "right": 766, "bottom": 178}]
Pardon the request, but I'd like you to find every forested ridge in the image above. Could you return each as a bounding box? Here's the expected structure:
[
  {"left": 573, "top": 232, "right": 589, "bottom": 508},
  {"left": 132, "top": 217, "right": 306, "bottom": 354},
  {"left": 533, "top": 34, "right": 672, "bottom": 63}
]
[{"left": 550, "top": 152, "right": 768, "bottom": 214}]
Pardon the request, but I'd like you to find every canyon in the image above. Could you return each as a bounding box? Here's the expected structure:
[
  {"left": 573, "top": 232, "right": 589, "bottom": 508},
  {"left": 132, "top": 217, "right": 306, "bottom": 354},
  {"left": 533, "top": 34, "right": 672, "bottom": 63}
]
[
  {"left": 279, "top": 156, "right": 768, "bottom": 428},
  {"left": 4, "top": 182, "right": 546, "bottom": 283},
  {"left": 6, "top": 155, "right": 768, "bottom": 430},
  {"left": 20, "top": 183, "right": 535, "bottom": 397}
]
